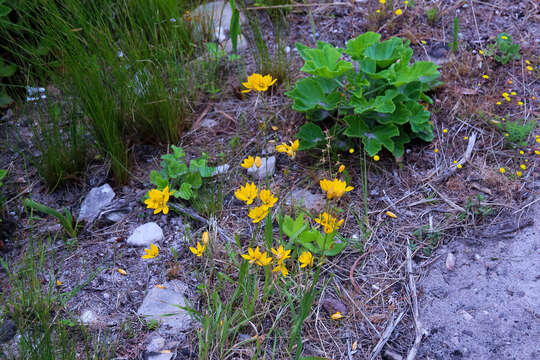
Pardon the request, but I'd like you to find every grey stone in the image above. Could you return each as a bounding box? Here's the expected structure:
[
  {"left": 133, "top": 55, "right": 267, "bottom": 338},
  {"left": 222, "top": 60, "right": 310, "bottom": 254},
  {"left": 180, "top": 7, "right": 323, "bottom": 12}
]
[
  {"left": 78, "top": 184, "right": 115, "bottom": 223},
  {"left": 247, "top": 156, "right": 276, "bottom": 180},
  {"left": 200, "top": 118, "right": 218, "bottom": 128},
  {"left": 79, "top": 309, "right": 99, "bottom": 326},
  {"left": 223, "top": 34, "right": 249, "bottom": 53},
  {"left": 137, "top": 280, "right": 191, "bottom": 333},
  {"left": 126, "top": 222, "right": 164, "bottom": 247},
  {"left": 285, "top": 189, "right": 325, "bottom": 213},
  {"left": 212, "top": 164, "right": 230, "bottom": 176},
  {"left": 146, "top": 334, "right": 166, "bottom": 352},
  {"left": 146, "top": 353, "right": 173, "bottom": 360},
  {"left": 191, "top": 1, "right": 247, "bottom": 44}
]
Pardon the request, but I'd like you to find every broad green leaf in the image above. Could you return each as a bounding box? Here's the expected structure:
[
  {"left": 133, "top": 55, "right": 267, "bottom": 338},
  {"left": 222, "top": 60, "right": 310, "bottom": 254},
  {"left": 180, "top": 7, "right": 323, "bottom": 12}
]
[
  {"left": 0, "top": 4, "right": 11, "bottom": 17},
  {"left": 185, "top": 172, "right": 202, "bottom": 189},
  {"left": 392, "top": 131, "right": 411, "bottom": 158},
  {"left": 0, "top": 91, "right": 13, "bottom": 106},
  {"left": 373, "top": 103, "right": 411, "bottom": 125},
  {"left": 297, "top": 41, "right": 353, "bottom": 78},
  {"left": 364, "top": 37, "right": 403, "bottom": 68},
  {"left": 177, "top": 182, "right": 193, "bottom": 200},
  {"left": 150, "top": 170, "right": 168, "bottom": 189},
  {"left": 349, "top": 89, "right": 399, "bottom": 114},
  {"left": 345, "top": 32, "right": 381, "bottom": 60},
  {"left": 198, "top": 165, "right": 216, "bottom": 177},
  {"left": 393, "top": 61, "right": 440, "bottom": 87},
  {"left": 171, "top": 145, "right": 185, "bottom": 159},
  {"left": 280, "top": 214, "right": 308, "bottom": 241},
  {"left": 344, "top": 116, "right": 399, "bottom": 155},
  {"left": 167, "top": 160, "right": 188, "bottom": 179},
  {"left": 297, "top": 122, "right": 325, "bottom": 150},
  {"left": 286, "top": 78, "right": 341, "bottom": 112},
  {"left": 324, "top": 242, "right": 347, "bottom": 256}
]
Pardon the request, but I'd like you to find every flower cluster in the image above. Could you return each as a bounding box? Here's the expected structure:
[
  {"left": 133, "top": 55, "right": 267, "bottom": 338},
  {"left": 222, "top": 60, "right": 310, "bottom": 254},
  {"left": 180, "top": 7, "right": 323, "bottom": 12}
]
[
  {"left": 189, "top": 231, "right": 209, "bottom": 257},
  {"left": 144, "top": 186, "right": 173, "bottom": 214},
  {"left": 320, "top": 178, "right": 354, "bottom": 200},
  {"left": 314, "top": 212, "right": 344, "bottom": 234},
  {"left": 235, "top": 181, "right": 278, "bottom": 223},
  {"left": 242, "top": 245, "right": 313, "bottom": 277},
  {"left": 276, "top": 140, "right": 299, "bottom": 159}
]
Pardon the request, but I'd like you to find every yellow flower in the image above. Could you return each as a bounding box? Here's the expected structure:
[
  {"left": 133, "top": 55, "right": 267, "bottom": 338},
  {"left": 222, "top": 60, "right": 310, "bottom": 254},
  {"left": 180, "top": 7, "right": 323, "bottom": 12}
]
[
  {"left": 527, "top": 66, "right": 533, "bottom": 71},
  {"left": 241, "top": 246, "right": 272, "bottom": 266},
  {"left": 496, "top": 101, "right": 501, "bottom": 105},
  {"left": 189, "top": 242, "right": 206, "bottom": 257},
  {"left": 259, "top": 189, "right": 278, "bottom": 208},
  {"left": 478, "top": 49, "right": 484, "bottom": 55},
  {"left": 338, "top": 165, "right": 345, "bottom": 173},
  {"left": 508, "top": 79, "right": 513, "bottom": 84},
  {"left": 315, "top": 212, "right": 344, "bottom": 234},
  {"left": 235, "top": 182, "right": 258, "bottom": 205},
  {"left": 242, "top": 73, "right": 277, "bottom": 93},
  {"left": 118, "top": 268, "right": 128, "bottom": 275},
  {"left": 464, "top": 136, "right": 468, "bottom": 140},
  {"left": 482, "top": 74, "right": 489, "bottom": 79},
  {"left": 155, "top": 284, "right": 166, "bottom": 289},
  {"left": 443, "top": 129, "right": 448, "bottom": 133},
  {"left": 505, "top": 133, "right": 509, "bottom": 137},
  {"left": 518, "top": 101, "right": 524, "bottom": 106},
  {"left": 202, "top": 231, "right": 209, "bottom": 245},
  {"left": 421, "top": 40, "right": 427, "bottom": 45},
  {"left": 373, "top": 155, "right": 380, "bottom": 161},
  {"left": 349, "top": 148, "right": 354, "bottom": 154},
  {"left": 142, "top": 243, "right": 159, "bottom": 259},
  {"left": 271, "top": 245, "right": 291, "bottom": 264},
  {"left": 276, "top": 140, "right": 299, "bottom": 159},
  {"left": 457, "top": 164, "right": 462, "bottom": 169},
  {"left": 320, "top": 178, "right": 354, "bottom": 200},
  {"left": 144, "top": 186, "right": 172, "bottom": 215},
  {"left": 535, "top": 150, "right": 540, "bottom": 155},
  {"left": 379, "top": 0, "right": 386, "bottom": 3},
  {"left": 241, "top": 156, "right": 255, "bottom": 169},
  {"left": 501, "top": 35, "right": 508, "bottom": 40},
  {"left": 526, "top": 60, "right": 531, "bottom": 65},
  {"left": 434, "top": 148, "right": 439, "bottom": 153},
  {"left": 330, "top": 312, "right": 344, "bottom": 320},
  {"left": 520, "top": 164, "right": 526, "bottom": 170},
  {"left": 404, "top": 0, "right": 409, "bottom": 4},
  {"left": 511, "top": 91, "right": 517, "bottom": 96},
  {"left": 516, "top": 171, "right": 523, "bottom": 177},
  {"left": 499, "top": 167, "right": 506, "bottom": 174},
  {"left": 56, "top": 280, "right": 63, "bottom": 286},
  {"left": 395, "top": 9, "right": 403, "bottom": 15},
  {"left": 376, "top": 9, "right": 381, "bottom": 13},
  {"left": 254, "top": 156, "right": 262, "bottom": 168},
  {"left": 537, "top": 138, "right": 540, "bottom": 143},
  {"left": 385, "top": 211, "right": 397, "bottom": 218},
  {"left": 248, "top": 205, "right": 270, "bottom": 223},
  {"left": 272, "top": 262, "right": 289, "bottom": 277},
  {"left": 299, "top": 251, "right": 314, "bottom": 268}
]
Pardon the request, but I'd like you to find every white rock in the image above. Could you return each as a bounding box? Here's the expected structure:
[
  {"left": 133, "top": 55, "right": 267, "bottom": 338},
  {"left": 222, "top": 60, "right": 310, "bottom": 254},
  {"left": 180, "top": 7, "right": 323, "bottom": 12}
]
[
  {"left": 79, "top": 309, "right": 99, "bottom": 326},
  {"left": 212, "top": 164, "right": 230, "bottom": 176},
  {"left": 191, "top": 1, "right": 247, "bottom": 44},
  {"left": 126, "top": 222, "right": 164, "bottom": 247},
  {"left": 285, "top": 189, "right": 325, "bottom": 213},
  {"left": 200, "top": 118, "right": 218, "bottom": 128},
  {"left": 223, "top": 34, "right": 249, "bottom": 53},
  {"left": 247, "top": 156, "right": 276, "bottom": 179},
  {"left": 137, "top": 280, "right": 191, "bottom": 333},
  {"left": 446, "top": 252, "right": 456, "bottom": 271},
  {"left": 146, "top": 334, "right": 166, "bottom": 352},
  {"left": 78, "top": 184, "right": 115, "bottom": 223}
]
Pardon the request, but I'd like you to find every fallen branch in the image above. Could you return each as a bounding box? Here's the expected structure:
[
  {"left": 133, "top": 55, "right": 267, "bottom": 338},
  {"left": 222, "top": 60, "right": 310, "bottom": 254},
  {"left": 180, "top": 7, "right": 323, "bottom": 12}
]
[
  {"left": 427, "top": 184, "right": 465, "bottom": 213},
  {"left": 433, "top": 132, "right": 477, "bottom": 184},
  {"left": 369, "top": 311, "right": 406, "bottom": 360}
]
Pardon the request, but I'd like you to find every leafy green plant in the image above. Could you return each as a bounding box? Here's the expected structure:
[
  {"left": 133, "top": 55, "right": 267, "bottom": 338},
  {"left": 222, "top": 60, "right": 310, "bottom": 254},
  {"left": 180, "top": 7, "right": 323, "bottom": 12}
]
[
  {"left": 464, "top": 194, "right": 492, "bottom": 217},
  {"left": 425, "top": 7, "right": 440, "bottom": 24},
  {"left": 23, "top": 199, "right": 77, "bottom": 239},
  {"left": 286, "top": 32, "right": 441, "bottom": 158},
  {"left": 150, "top": 145, "right": 216, "bottom": 202},
  {"left": 0, "top": 1, "right": 16, "bottom": 106},
  {"left": 278, "top": 213, "right": 347, "bottom": 256},
  {"left": 486, "top": 33, "right": 520, "bottom": 64},
  {"left": 413, "top": 225, "right": 441, "bottom": 256},
  {"left": 495, "top": 118, "right": 536, "bottom": 148}
]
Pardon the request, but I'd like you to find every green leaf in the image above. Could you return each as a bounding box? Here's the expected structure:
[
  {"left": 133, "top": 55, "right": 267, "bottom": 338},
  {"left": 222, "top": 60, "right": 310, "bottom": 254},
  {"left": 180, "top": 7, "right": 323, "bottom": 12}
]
[
  {"left": 349, "top": 89, "right": 399, "bottom": 114},
  {"left": 167, "top": 160, "right": 188, "bottom": 179},
  {"left": 296, "top": 230, "right": 322, "bottom": 254},
  {"left": 285, "top": 78, "right": 341, "bottom": 112},
  {"left": 344, "top": 116, "right": 399, "bottom": 155},
  {"left": 297, "top": 122, "right": 325, "bottom": 150},
  {"left": 392, "top": 131, "right": 411, "bottom": 158},
  {"left": 0, "top": 91, "right": 13, "bottom": 107},
  {"left": 393, "top": 61, "right": 440, "bottom": 87},
  {"left": 280, "top": 214, "right": 308, "bottom": 241},
  {"left": 323, "top": 242, "right": 347, "bottom": 256},
  {"left": 185, "top": 172, "right": 202, "bottom": 189},
  {"left": 363, "top": 37, "right": 403, "bottom": 68},
  {"left": 407, "top": 102, "right": 433, "bottom": 141},
  {"left": 171, "top": 145, "right": 185, "bottom": 159},
  {"left": 0, "top": 62, "right": 16, "bottom": 78},
  {"left": 150, "top": 170, "right": 168, "bottom": 189},
  {"left": 345, "top": 32, "right": 381, "bottom": 60},
  {"left": 373, "top": 103, "right": 411, "bottom": 125},
  {"left": 297, "top": 41, "right": 353, "bottom": 78},
  {"left": 177, "top": 182, "right": 193, "bottom": 200},
  {"left": 0, "top": 5, "right": 11, "bottom": 17}
]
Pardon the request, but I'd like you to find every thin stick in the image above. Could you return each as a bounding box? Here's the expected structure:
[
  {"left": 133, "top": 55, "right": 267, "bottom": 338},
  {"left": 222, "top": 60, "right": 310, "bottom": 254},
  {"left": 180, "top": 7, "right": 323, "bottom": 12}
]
[
  {"left": 406, "top": 247, "right": 426, "bottom": 360},
  {"left": 246, "top": 2, "right": 353, "bottom": 10},
  {"left": 433, "top": 132, "right": 477, "bottom": 184},
  {"left": 368, "top": 311, "right": 406, "bottom": 360},
  {"left": 169, "top": 203, "right": 234, "bottom": 243}
]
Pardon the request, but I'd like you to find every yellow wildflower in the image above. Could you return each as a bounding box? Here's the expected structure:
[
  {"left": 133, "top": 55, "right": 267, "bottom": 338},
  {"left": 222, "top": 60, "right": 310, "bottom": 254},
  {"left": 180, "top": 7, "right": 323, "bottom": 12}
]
[
  {"left": 520, "top": 164, "right": 526, "bottom": 170},
  {"left": 526, "top": 60, "right": 531, "bottom": 65},
  {"left": 248, "top": 205, "right": 270, "bottom": 223},
  {"left": 315, "top": 212, "right": 344, "bottom": 234},
  {"left": 501, "top": 35, "right": 508, "bottom": 40},
  {"left": 527, "top": 66, "right": 533, "bottom": 71},
  {"left": 56, "top": 280, "right": 62, "bottom": 286},
  {"left": 349, "top": 148, "right": 355, "bottom": 154},
  {"left": 273, "top": 262, "right": 289, "bottom": 277},
  {"left": 379, "top": 0, "right": 386, "bottom": 3},
  {"left": 276, "top": 140, "right": 299, "bottom": 159},
  {"left": 511, "top": 91, "right": 517, "bottom": 96},
  {"left": 421, "top": 40, "right": 427, "bottom": 45},
  {"left": 516, "top": 171, "right": 522, "bottom": 177},
  {"left": 338, "top": 164, "right": 345, "bottom": 173},
  {"left": 443, "top": 129, "right": 448, "bottom": 133},
  {"left": 241, "top": 156, "right": 255, "bottom": 168},
  {"left": 142, "top": 243, "right": 159, "bottom": 259},
  {"left": 144, "top": 186, "right": 172, "bottom": 215},
  {"left": 385, "top": 211, "right": 397, "bottom": 218},
  {"left": 373, "top": 155, "right": 380, "bottom": 161},
  {"left": 254, "top": 156, "right": 262, "bottom": 168},
  {"left": 457, "top": 164, "right": 462, "bottom": 169},
  {"left": 376, "top": 9, "right": 381, "bottom": 13},
  {"left": 434, "top": 148, "right": 439, "bottom": 153},
  {"left": 395, "top": 9, "right": 403, "bottom": 15},
  {"left": 242, "top": 73, "right": 277, "bottom": 93},
  {"left": 189, "top": 242, "right": 206, "bottom": 257},
  {"left": 259, "top": 189, "right": 278, "bottom": 208},
  {"left": 320, "top": 178, "right": 354, "bottom": 200},
  {"left": 299, "top": 251, "right": 314, "bottom": 268},
  {"left": 331, "top": 312, "right": 344, "bottom": 320},
  {"left": 118, "top": 268, "right": 128, "bottom": 275},
  {"left": 464, "top": 136, "right": 468, "bottom": 140},
  {"left": 202, "top": 231, "right": 209, "bottom": 245},
  {"left": 499, "top": 167, "right": 506, "bottom": 174},
  {"left": 535, "top": 150, "right": 540, "bottom": 155},
  {"left": 155, "top": 284, "right": 166, "bottom": 289},
  {"left": 518, "top": 101, "right": 524, "bottom": 106},
  {"left": 271, "top": 245, "right": 291, "bottom": 264},
  {"left": 505, "top": 133, "right": 509, "bottom": 137},
  {"left": 496, "top": 101, "right": 502, "bottom": 105},
  {"left": 482, "top": 75, "right": 489, "bottom": 79},
  {"left": 241, "top": 246, "right": 272, "bottom": 266},
  {"left": 235, "top": 182, "right": 258, "bottom": 205},
  {"left": 478, "top": 49, "right": 484, "bottom": 55}
]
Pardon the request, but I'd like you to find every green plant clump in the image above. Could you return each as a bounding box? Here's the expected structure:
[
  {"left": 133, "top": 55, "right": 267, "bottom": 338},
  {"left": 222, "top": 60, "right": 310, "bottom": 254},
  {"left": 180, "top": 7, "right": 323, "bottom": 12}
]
[
  {"left": 496, "top": 118, "right": 536, "bottom": 148},
  {"left": 150, "top": 145, "right": 216, "bottom": 202},
  {"left": 486, "top": 33, "right": 520, "bottom": 64},
  {"left": 286, "top": 32, "right": 441, "bottom": 158}
]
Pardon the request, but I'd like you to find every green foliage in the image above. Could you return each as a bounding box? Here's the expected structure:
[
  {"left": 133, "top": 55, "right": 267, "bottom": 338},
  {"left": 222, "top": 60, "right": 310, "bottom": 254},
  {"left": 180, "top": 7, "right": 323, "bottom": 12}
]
[
  {"left": 23, "top": 199, "right": 77, "bottom": 239},
  {"left": 0, "top": 169, "right": 6, "bottom": 221},
  {"left": 278, "top": 213, "right": 347, "bottom": 256},
  {"left": 412, "top": 225, "right": 441, "bottom": 256},
  {"left": 286, "top": 32, "right": 441, "bottom": 158},
  {"left": 0, "top": 1, "right": 15, "bottom": 106},
  {"left": 452, "top": 16, "right": 459, "bottom": 53},
  {"left": 425, "top": 7, "right": 440, "bottom": 24},
  {"left": 486, "top": 33, "right": 520, "bottom": 64},
  {"left": 150, "top": 145, "right": 216, "bottom": 202},
  {"left": 496, "top": 118, "right": 536, "bottom": 148}
]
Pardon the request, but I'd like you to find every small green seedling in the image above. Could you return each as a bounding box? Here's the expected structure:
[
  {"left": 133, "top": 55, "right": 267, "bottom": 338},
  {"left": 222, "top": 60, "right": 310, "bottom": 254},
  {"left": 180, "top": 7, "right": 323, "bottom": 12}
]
[
  {"left": 23, "top": 199, "right": 78, "bottom": 239},
  {"left": 495, "top": 118, "right": 536, "bottom": 148},
  {"left": 485, "top": 33, "right": 520, "bottom": 64},
  {"left": 425, "top": 7, "right": 440, "bottom": 24}
]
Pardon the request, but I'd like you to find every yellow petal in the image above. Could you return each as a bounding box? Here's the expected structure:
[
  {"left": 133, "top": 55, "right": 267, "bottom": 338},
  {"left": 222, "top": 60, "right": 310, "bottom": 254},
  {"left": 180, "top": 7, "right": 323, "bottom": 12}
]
[
  {"left": 385, "top": 211, "right": 397, "bottom": 218},
  {"left": 155, "top": 284, "right": 166, "bottom": 289},
  {"left": 330, "top": 312, "right": 344, "bottom": 320},
  {"left": 118, "top": 268, "right": 127, "bottom": 275}
]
